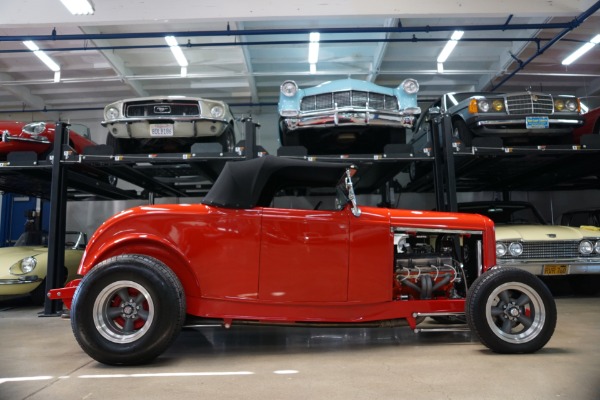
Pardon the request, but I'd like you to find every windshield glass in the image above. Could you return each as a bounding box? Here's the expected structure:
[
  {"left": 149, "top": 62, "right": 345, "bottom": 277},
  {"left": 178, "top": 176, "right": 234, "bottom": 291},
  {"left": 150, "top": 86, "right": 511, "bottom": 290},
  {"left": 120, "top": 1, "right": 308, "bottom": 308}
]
[{"left": 459, "top": 204, "right": 545, "bottom": 225}]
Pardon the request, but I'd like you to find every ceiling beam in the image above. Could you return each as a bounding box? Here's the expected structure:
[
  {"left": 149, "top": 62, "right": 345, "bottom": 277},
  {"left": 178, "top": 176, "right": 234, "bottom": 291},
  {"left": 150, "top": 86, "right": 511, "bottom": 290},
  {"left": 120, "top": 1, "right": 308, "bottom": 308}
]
[
  {"left": 80, "top": 26, "right": 148, "bottom": 97},
  {"left": 0, "top": 72, "right": 46, "bottom": 110}
]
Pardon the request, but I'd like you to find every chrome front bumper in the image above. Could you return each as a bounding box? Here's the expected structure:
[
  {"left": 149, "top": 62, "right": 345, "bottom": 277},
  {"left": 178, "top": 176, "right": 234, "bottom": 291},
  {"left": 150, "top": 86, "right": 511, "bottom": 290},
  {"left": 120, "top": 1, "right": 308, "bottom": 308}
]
[{"left": 497, "top": 260, "right": 600, "bottom": 275}]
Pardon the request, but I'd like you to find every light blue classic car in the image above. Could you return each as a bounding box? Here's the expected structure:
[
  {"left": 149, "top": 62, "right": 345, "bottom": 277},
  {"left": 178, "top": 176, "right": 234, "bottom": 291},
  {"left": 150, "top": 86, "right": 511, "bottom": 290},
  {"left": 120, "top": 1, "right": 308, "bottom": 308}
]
[{"left": 278, "top": 78, "right": 420, "bottom": 155}]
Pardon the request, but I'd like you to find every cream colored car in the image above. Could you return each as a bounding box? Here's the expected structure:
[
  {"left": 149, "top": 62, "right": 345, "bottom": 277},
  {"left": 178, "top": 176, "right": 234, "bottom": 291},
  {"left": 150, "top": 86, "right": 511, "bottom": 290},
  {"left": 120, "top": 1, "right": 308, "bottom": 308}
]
[
  {"left": 102, "top": 96, "right": 237, "bottom": 154},
  {"left": 0, "top": 231, "right": 86, "bottom": 304},
  {"left": 458, "top": 201, "right": 600, "bottom": 277}
]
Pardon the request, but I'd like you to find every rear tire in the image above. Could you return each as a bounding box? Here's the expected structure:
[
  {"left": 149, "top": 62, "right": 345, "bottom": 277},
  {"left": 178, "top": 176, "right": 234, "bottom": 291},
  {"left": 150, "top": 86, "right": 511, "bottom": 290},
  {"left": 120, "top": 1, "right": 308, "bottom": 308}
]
[
  {"left": 466, "top": 267, "right": 556, "bottom": 354},
  {"left": 71, "top": 255, "right": 186, "bottom": 365}
]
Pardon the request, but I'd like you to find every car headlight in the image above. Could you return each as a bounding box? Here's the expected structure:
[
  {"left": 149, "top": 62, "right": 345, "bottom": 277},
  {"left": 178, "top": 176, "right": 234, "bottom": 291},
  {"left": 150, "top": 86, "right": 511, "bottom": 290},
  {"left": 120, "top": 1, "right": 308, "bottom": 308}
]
[
  {"left": 280, "top": 80, "right": 298, "bottom": 97},
  {"left": 23, "top": 122, "right": 46, "bottom": 135},
  {"left": 210, "top": 105, "right": 224, "bottom": 119},
  {"left": 554, "top": 99, "right": 565, "bottom": 111},
  {"left": 478, "top": 99, "right": 490, "bottom": 112},
  {"left": 496, "top": 242, "right": 507, "bottom": 257},
  {"left": 401, "top": 79, "right": 419, "bottom": 94},
  {"left": 492, "top": 99, "right": 505, "bottom": 112},
  {"left": 594, "top": 241, "right": 600, "bottom": 254},
  {"left": 508, "top": 242, "right": 523, "bottom": 256},
  {"left": 9, "top": 257, "right": 37, "bottom": 275},
  {"left": 565, "top": 98, "right": 578, "bottom": 112},
  {"left": 105, "top": 107, "right": 120, "bottom": 121},
  {"left": 579, "top": 240, "right": 593, "bottom": 255}
]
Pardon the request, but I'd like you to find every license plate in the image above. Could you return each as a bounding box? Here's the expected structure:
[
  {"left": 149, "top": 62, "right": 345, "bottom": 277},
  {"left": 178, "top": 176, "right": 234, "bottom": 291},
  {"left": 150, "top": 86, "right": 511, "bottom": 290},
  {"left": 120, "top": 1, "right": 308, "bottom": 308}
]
[
  {"left": 526, "top": 116, "right": 549, "bottom": 129},
  {"left": 150, "top": 124, "right": 174, "bottom": 137},
  {"left": 543, "top": 264, "right": 569, "bottom": 275}
]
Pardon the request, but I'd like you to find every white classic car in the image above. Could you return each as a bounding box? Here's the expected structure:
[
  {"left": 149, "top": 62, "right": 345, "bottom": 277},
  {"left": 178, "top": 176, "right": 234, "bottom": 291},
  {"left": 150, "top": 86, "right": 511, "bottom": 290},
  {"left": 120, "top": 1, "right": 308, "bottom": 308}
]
[
  {"left": 102, "top": 96, "right": 237, "bottom": 154},
  {"left": 458, "top": 201, "right": 600, "bottom": 277}
]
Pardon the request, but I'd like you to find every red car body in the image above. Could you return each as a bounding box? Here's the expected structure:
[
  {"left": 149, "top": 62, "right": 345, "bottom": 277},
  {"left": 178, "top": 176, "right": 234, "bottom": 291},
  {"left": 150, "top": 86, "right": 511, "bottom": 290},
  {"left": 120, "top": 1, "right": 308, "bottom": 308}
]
[
  {"left": 0, "top": 121, "right": 96, "bottom": 159},
  {"left": 49, "top": 156, "right": 556, "bottom": 365},
  {"left": 573, "top": 106, "right": 600, "bottom": 144}
]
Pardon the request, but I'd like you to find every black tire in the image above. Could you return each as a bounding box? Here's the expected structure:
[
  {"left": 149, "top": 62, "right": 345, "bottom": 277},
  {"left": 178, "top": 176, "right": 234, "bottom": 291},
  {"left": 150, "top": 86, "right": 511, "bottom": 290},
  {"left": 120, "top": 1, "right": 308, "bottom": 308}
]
[
  {"left": 452, "top": 119, "right": 473, "bottom": 147},
  {"left": 218, "top": 124, "right": 235, "bottom": 152},
  {"left": 70, "top": 255, "right": 186, "bottom": 365},
  {"left": 105, "top": 134, "right": 127, "bottom": 154},
  {"left": 466, "top": 267, "right": 556, "bottom": 354},
  {"left": 278, "top": 118, "right": 300, "bottom": 147},
  {"left": 30, "top": 278, "right": 47, "bottom": 306}
]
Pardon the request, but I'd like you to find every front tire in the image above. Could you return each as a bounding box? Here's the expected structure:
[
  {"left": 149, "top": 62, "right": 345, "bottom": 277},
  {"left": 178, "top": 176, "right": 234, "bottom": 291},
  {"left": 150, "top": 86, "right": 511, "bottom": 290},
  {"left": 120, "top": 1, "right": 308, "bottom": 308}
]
[
  {"left": 466, "top": 267, "right": 556, "bottom": 354},
  {"left": 452, "top": 119, "right": 473, "bottom": 147},
  {"left": 71, "top": 255, "right": 186, "bottom": 365}
]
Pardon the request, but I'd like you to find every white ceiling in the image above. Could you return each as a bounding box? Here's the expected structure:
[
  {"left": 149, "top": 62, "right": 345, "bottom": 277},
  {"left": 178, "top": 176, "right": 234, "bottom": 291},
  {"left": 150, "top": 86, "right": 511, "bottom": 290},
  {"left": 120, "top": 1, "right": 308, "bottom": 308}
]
[{"left": 1, "top": 0, "right": 599, "bottom": 118}]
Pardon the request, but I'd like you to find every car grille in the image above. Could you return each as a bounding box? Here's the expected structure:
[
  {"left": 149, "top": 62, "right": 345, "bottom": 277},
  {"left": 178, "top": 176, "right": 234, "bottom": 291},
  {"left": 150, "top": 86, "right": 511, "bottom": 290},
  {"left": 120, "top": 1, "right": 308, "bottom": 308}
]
[
  {"left": 505, "top": 93, "right": 553, "bottom": 115},
  {"left": 125, "top": 100, "right": 200, "bottom": 117},
  {"left": 300, "top": 91, "right": 399, "bottom": 112},
  {"left": 499, "top": 240, "right": 600, "bottom": 259}
]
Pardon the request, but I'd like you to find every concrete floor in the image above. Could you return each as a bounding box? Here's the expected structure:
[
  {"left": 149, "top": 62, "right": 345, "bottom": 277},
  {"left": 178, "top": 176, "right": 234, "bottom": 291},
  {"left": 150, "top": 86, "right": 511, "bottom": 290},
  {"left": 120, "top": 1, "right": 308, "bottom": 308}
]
[{"left": 1, "top": 293, "right": 599, "bottom": 400}]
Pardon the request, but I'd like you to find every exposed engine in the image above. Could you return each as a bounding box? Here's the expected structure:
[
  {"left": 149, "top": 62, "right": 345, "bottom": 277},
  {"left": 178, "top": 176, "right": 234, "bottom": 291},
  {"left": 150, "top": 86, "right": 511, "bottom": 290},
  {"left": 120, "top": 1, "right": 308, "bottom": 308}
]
[{"left": 393, "top": 230, "right": 474, "bottom": 300}]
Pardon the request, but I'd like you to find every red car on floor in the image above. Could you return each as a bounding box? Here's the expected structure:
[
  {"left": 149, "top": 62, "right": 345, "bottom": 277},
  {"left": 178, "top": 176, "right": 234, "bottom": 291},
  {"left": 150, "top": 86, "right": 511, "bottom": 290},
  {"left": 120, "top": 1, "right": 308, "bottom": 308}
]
[
  {"left": 573, "top": 106, "right": 600, "bottom": 144},
  {"left": 50, "top": 156, "right": 557, "bottom": 365},
  {"left": 0, "top": 121, "right": 96, "bottom": 160}
]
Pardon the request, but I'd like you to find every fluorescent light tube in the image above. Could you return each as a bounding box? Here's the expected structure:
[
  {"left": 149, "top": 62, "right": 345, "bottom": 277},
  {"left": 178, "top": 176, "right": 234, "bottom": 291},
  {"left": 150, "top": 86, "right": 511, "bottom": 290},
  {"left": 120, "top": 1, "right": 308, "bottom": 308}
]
[
  {"left": 165, "top": 36, "right": 189, "bottom": 67},
  {"left": 60, "top": 0, "right": 94, "bottom": 15},
  {"left": 562, "top": 34, "right": 600, "bottom": 65},
  {"left": 437, "top": 31, "right": 464, "bottom": 63},
  {"left": 23, "top": 41, "right": 60, "bottom": 72},
  {"left": 308, "top": 32, "right": 320, "bottom": 64}
]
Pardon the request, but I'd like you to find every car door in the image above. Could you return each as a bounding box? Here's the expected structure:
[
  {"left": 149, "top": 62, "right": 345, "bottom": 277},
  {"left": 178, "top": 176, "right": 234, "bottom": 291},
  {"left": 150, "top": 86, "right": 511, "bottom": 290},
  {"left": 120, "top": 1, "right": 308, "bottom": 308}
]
[{"left": 258, "top": 206, "right": 350, "bottom": 302}]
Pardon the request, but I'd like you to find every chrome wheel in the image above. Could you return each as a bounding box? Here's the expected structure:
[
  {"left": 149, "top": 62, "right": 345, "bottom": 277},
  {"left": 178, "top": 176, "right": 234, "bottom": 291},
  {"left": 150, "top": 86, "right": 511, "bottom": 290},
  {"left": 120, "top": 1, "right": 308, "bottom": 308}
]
[
  {"left": 93, "top": 280, "right": 155, "bottom": 344},
  {"left": 485, "top": 282, "right": 545, "bottom": 344}
]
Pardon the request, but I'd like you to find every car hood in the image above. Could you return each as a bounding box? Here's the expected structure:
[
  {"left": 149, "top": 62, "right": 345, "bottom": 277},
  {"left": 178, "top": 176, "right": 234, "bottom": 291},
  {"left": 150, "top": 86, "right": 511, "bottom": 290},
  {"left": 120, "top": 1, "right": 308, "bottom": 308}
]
[
  {"left": 0, "top": 246, "right": 47, "bottom": 266},
  {"left": 496, "top": 225, "right": 600, "bottom": 241}
]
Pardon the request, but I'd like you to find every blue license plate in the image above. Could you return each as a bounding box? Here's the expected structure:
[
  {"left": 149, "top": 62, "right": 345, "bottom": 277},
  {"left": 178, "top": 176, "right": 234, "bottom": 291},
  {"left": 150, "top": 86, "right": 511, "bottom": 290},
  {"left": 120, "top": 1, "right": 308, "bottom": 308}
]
[{"left": 526, "top": 116, "right": 549, "bottom": 129}]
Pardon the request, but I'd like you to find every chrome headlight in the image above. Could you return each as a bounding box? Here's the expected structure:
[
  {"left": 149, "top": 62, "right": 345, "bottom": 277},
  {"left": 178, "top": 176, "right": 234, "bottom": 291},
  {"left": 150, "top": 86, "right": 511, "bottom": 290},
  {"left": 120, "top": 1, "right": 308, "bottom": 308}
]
[
  {"left": 281, "top": 80, "right": 298, "bottom": 97},
  {"left": 579, "top": 240, "right": 593, "bottom": 255},
  {"left": 23, "top": 122, "right": 46, "bottom": 135},
  {"left": 105, "top": 107, "right": 120, "bottom": 121},
  {"left": 492, "top": 99, "right": 505, "bottom": 112},
  {"left": 496, "top": 242, "right": 507, "bottom": 257},
  {"left": 565, "top": 98, "right": 578, "bottom": 112},
  {"left": 401, "top": 79, "right": 419, "bottom": 94},
  {"left": 508, "top": 242, "right": 523, "bottom": 256},
  {"left": 478, "top": 99, "right": 490, "bottom": 112},
  {"left": 595, "top": 241, "right": 600, "bottom": 254},
  {"left": 210, "top": 105, "right": 224, "bottom": 119},
  {"left": 9, "top": 257, "right": 37, "bottom": 275}
]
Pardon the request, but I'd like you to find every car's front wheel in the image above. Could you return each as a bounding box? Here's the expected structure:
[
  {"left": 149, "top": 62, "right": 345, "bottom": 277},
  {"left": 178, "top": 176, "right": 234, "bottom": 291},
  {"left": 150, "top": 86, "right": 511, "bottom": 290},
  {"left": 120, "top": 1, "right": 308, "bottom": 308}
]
[
  {"left": 466, "top": 267, "right": 556, "bottom": 354},
  {"left": 71, "top": 255, "right": 186, "bottom": 365},
  {"left": 452, "top": 119, "right": 473, "bottom": 147}
]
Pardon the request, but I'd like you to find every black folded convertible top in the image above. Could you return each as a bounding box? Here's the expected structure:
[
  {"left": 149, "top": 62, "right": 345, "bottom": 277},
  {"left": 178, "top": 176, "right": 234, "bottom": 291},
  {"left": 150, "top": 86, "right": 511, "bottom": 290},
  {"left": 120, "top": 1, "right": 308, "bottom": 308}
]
[{"left": 201, "top": 155, "right": 352, "bottom": 209}]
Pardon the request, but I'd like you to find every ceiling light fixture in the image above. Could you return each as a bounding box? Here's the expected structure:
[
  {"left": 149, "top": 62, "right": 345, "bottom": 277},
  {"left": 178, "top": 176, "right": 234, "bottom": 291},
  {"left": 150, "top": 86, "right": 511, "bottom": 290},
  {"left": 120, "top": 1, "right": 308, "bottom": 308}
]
[
  {"left": 437, "top": 30, "right": 464, "bottom": 63},
  {"left": 562, "top": 34, "right": 600, "bottom": 66},
  {"left": 165, "top": 36, "right": 189, "bottom": 68},
  {"left": 59, "top": 0, "right": 95, "bottom": 15},
  {"left": 308, "top": 32, "right": 320, "bottom": 64},
  {"left": 23, "top": 41, "right": 61, "bottom": 78}
]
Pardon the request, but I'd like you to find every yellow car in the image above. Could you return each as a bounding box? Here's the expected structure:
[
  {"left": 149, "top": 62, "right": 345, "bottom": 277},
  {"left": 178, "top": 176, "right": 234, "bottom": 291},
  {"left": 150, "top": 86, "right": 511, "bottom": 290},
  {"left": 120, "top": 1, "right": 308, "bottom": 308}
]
[{"left": 0, "top": 231, "right": 86, "bottom": 304}]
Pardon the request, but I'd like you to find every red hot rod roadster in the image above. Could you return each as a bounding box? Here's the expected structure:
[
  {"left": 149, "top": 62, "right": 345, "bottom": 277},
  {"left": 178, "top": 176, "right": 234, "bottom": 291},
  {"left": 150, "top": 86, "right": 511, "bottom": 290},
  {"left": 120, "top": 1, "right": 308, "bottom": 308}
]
[{"left": 49, "top": 156, "right": 556, "bottom": 365}]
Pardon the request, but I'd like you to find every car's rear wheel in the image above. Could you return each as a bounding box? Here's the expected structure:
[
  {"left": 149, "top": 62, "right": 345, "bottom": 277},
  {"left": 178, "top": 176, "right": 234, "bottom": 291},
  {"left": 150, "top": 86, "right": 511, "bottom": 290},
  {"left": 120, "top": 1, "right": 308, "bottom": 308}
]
[
  {"left": 466, "top": 267, "right": 556, "bottom": 353},
  {"left": 71, "top": 255, "right": 185, "bottom": 365}
]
